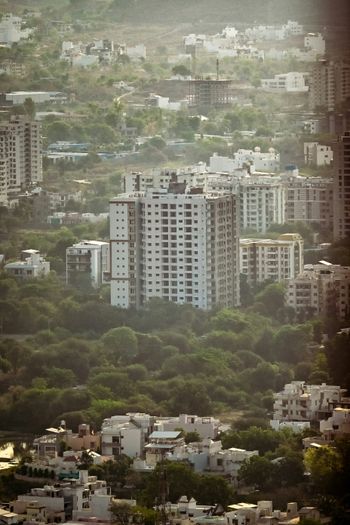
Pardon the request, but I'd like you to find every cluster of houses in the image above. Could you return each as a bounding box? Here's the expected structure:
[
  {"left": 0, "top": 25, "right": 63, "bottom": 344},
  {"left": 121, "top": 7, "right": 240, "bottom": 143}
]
[
  {"left": 271, "top": 381, "right": 350, "bottom": 446},
  {"left": 23, "top": 385, "right": 350, "bottom": 483},
  {"left": 0, "top": 488, "right": 327, "bottom": 525},
  {"left": 3, "top": 148, "right": 350, "bottom": 318},
  {"left": 60, "top": 39, "right": 146, "bottom": 68},
  {"left": 1, "top": 387, "right": 346, "bottom": 525},
  {"left": 183, "top": 21, "right": 324, "bottom": 63}
]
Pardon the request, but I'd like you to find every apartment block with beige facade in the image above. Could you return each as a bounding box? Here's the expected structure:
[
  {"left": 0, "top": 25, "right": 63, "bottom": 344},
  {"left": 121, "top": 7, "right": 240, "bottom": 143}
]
[
  {"left": 333, "top": 131, "right": 350, "bottom": 240},
  {"left": 283, "top": 172, "right": 333, "bottom": 230},
  {"left": 240, "top": 233, "right": 304, "bottom": 286},
  {"left": 0, "top": 115, "right": 42, "bottom": 204},
  {"left": 286, "top": 261, "right": 350, "bottom": 320}
]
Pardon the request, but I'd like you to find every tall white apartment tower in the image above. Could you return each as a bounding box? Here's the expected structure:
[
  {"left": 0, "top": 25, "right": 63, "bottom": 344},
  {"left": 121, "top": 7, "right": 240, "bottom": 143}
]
[
  {"left": 110, "top": 185, "right": 240, "bottom": 310},
  {"left": 333, "top": 131, "right": 350, "bottom": 240},
  {"left": 239, "top": 179, "right": 286, "bottom": 233}
]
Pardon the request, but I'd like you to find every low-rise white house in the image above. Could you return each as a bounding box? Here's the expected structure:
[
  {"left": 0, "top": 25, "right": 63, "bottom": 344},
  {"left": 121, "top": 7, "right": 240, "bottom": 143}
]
[
  {"left": 147, "top": 93, "right": 187, "bottom": 111},
  {"left": 156, "top": 414, "right": 220, "bottom": 439},
  {"left": 144, "top": 437, "right": 257, "bottom": 486},
  {"left": 209, "top": 148, "right": 280, "bottom": 174},
  {"left": 207, "top": 447, "right": 258, "bottom": 486},
  {"left": 5, "top": 249, "right": 50, "bottom": 280},
  {"left": 261, "top": 72, "right": 309, "bottom": 93},
  {"left": 101, "top": 413, "right": 156, "bottom": 458}
]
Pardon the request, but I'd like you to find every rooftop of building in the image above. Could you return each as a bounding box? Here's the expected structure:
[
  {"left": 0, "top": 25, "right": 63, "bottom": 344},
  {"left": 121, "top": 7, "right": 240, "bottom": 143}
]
[
  {"left": 69, "top": 240, "right": 109, "bottom": 248},
  {"left": 240, "top": 234, "right": 302, "bottom": 246},
  {"left": 148, "top": 431, "right": 181, "bottom": 439}
]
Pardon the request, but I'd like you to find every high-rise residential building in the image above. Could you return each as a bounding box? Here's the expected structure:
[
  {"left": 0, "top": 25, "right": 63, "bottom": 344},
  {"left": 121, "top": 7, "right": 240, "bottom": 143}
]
[
  {"left": 333, "top": 131, "right": 350, "bottom": 240},
  {"left": 239, "top": 178, "right": 286, "bottom": 233},
  {"left": 240, "top": 233, "right": 304, "bottom": 286},
  {"left": 0, "top": 132, "right": 9, "bottom": 205},
  {"left": 66, "top": 240, "right": 110, "bottom": 289},
  {"left": 283, "top": 170, "right": 333, "bottom": 230},
  {"left": 309, "top": 59, "right": 350, "bottom": 111},
  {"left": 0, "top": 115, "right": 42, "bottom": 204},
  {"left": 110, "top": 185, "right": 240, "bottom": 310}
]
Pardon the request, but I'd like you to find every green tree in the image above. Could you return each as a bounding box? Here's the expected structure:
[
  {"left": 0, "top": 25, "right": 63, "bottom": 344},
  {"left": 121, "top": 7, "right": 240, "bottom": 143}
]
[
  {"left": 254, "top": 283, "right": 285, "bottom": 318},
  {"left": 101, "top": 326, "right": 138, "bottom": 365},
  {"left": 239, "top": 455, "right": 276, "bottom": 490},
  {"left": 172, "top": 64, "right": 191, "bottom": 77},
  {"left": 23, "top": 97, "right": 36, "bottom": 119},
  {"left": 304, "top": 445, "right": 342, "bottom": 493}
]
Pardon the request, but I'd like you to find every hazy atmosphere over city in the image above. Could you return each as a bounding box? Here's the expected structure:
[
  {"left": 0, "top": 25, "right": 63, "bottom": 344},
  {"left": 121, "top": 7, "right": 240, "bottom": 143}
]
[{"left": 0, "top": 0, "right": 350, "bottom": 523}]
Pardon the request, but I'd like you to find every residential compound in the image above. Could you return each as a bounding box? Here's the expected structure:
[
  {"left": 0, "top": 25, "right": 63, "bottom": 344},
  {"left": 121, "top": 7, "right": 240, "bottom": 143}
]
[
  {"left": 66, "top": 240, "right": 110, "bottom": 288},
  {"left": 110, "top": 184, "right": 240, "bottom": 310},
  {"left": 10, "top": 471, "right": 111, "bottom": 522},
  {"left": 109, "top": 162, "right": 350, "bottom": 310},
  {"left": 240, "top": 234, "right": 304, "bottom": 286},
  {"left": 0, "top": 116, "right": 42, "bottom": 204},
  {"left": 226, "top": 501, "right": 323, "bottom": 525},
  {"left": 272, "top": 381, "right": 344, "bottom": 425},
  {"left": 286, "top": 261, "right": 350, "bottom": 320}
]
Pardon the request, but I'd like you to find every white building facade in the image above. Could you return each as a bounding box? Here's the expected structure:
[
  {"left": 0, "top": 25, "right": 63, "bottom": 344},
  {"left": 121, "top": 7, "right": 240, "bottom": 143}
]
[
  {"left": 272, "top": 381, "right": 343, "bottom": 424},
  {"left": 110, "top": 185, "right": 240, "bottom": 310},
  {"left": 101, "top": 413, "right": 155, "bottom": 457},
  {"left": 304, "top": 142, "right": 333, "bottom": 166},
  {"left": 239, "top": 178, "right": 286, "bottom": 233},
  {"left": 261, "top": 72, "right": 309, "bottom": 93}
]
